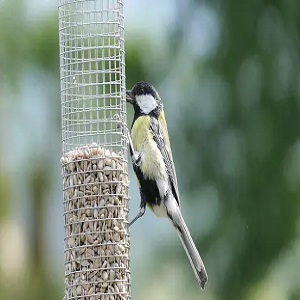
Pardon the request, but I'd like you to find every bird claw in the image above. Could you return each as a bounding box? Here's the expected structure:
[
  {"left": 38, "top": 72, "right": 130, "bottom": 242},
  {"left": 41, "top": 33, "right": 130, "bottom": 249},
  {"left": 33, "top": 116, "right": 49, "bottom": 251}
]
[
  {"left": 132, "top": 152, "right": 142, "bottom": 167},
  {"left": 114, "top": 114, "right": 141, "bottom": 166}
]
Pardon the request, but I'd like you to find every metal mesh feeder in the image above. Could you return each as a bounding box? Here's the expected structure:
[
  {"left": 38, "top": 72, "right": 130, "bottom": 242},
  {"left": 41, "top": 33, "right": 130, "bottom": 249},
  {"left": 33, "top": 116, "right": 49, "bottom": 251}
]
[{"left": 58, "top": 1, "right": 130, "bottom": 299}]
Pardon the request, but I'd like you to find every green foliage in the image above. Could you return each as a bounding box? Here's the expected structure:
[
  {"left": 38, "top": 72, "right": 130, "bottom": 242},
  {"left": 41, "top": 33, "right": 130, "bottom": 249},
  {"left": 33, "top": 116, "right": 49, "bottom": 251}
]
[
  {"left": 28, "top": 14, "right": 59, "bottom": 73},
  {"left": 171, "top": 1, "right": 300, "bottom": 299}
]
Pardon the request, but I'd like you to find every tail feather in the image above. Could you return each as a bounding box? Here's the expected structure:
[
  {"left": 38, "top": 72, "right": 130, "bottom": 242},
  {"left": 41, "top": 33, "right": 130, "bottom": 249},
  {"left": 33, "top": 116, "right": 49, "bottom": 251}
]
[{"left": 169, "top": 205, "right": 208, "bottom": 289}]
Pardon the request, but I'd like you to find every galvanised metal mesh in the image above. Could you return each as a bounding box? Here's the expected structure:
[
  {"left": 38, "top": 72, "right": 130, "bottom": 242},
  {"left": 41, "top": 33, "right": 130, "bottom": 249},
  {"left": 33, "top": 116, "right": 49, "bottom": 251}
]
[
  {"left": 59, "top": 0, "right": 126, "bottom": 153},
  {"left": 58, "top": 1, "right": 130, "bottom": 299}
]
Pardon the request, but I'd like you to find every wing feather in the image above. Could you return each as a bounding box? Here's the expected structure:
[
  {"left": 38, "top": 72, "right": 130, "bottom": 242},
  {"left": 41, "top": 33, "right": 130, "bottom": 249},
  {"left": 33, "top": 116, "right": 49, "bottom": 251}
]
[{"left": 150, "top": 114, "right": 180, "bottom": 206}]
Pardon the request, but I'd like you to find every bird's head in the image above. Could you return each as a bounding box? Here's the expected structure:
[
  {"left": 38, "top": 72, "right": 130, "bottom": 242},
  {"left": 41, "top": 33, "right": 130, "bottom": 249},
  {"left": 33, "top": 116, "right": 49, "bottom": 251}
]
[{"left": 126, "top": 81, "right": 162, "bottom": 114}]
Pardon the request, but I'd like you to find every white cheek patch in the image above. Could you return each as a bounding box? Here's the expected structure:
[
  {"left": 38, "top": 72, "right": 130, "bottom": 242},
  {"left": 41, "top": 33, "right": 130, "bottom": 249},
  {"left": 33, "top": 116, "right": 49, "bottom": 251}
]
[{"left": 136, "top": 94, "right": 157, "bottom": 114}]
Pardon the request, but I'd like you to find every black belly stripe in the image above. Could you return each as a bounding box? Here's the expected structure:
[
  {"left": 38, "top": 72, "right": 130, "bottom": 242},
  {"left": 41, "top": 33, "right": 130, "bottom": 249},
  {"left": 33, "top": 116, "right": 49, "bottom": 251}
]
[{"left": 133, "top": 164, "right": 162, "bottom": 208}]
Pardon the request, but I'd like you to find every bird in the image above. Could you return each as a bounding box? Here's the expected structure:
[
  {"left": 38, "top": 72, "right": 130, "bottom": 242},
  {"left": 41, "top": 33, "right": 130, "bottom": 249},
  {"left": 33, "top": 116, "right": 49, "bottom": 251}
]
[{"left": 126, "top": 81, "right": 208, "bottom": 289}]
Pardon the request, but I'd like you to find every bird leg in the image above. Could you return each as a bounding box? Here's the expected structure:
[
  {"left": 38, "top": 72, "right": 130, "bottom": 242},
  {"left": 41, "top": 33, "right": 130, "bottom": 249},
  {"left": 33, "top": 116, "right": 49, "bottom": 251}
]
[
  {"left": 125, "top": 125, "right": 141, "bottom": 166},
  {"left": 129, "top": 192, "right": 146, "bottom": 227},
  {"left": 113, "top": 115, "right": 145, "bottom": 226},
  {"left": 112, "top": 113, "right": 140, "bottom": 165}
]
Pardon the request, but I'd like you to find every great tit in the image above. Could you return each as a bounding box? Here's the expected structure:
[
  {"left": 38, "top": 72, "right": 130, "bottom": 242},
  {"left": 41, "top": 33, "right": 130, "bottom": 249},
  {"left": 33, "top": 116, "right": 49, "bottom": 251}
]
[{"left": 126, "top": 81, "right": 208, "bottom": 289}]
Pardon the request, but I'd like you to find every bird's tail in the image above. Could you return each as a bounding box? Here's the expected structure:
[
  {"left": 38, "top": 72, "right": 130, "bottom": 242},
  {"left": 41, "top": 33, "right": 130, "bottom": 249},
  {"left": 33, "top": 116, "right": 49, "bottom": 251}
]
[{"left": 168, "top": 204, "right": 208, "bottom": 289}]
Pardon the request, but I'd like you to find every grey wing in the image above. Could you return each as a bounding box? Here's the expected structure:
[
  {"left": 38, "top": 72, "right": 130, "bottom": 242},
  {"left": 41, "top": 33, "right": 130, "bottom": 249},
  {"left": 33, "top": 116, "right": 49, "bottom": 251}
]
[{"left": 150, "top": 117, "right": 180, "bottom": 206}]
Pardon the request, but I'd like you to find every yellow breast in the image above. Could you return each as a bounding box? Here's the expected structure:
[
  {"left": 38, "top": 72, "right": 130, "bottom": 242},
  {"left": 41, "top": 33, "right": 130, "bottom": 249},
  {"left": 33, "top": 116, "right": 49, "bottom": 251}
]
[
  {"left": 131, "top": 116, "right": 166, "bottom": 180},
  {"left": 131, "top": 116, "right": 151, "bottom": 152}
]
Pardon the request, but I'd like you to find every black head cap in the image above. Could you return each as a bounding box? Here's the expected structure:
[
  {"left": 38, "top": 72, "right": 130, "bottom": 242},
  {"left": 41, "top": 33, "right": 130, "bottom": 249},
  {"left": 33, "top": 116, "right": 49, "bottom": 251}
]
[{"left": 126, "top": 81, "right": 160, "bottom": 104}]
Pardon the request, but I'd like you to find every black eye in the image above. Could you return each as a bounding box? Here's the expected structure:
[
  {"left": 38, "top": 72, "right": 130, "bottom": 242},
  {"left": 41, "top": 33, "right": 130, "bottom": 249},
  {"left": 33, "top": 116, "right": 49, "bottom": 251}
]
[{"left": 140, "top": 87, "right": 144, "bottom": 93}]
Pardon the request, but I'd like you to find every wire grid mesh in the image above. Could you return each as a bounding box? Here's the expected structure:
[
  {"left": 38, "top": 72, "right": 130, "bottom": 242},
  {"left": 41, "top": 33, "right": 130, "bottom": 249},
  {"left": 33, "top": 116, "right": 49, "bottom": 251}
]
[
  {"left": 59, "top": 0, "right": 126, "bottom": 153},
  {"left": 58, "top": 1, "right": 130, "bottom": 299}
]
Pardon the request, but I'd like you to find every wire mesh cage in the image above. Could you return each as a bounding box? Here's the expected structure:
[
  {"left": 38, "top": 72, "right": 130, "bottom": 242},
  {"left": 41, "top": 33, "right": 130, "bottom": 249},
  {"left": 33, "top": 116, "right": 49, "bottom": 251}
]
[{"left": 58, "top": 0, "right": 130, "bottom": 299}]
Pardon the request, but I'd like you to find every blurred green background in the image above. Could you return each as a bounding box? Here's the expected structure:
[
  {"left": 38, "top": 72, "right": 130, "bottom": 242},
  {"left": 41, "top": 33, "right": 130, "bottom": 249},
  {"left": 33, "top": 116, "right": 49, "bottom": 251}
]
[{"left": 0, "top": 0, "right": 299, "bottom": 299}]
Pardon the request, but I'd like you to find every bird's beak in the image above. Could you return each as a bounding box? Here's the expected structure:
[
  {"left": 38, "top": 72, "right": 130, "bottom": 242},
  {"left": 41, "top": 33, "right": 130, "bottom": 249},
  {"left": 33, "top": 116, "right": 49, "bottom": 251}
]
[{"left": 126, "top": 90, "right": 134, "bottom": 104}]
